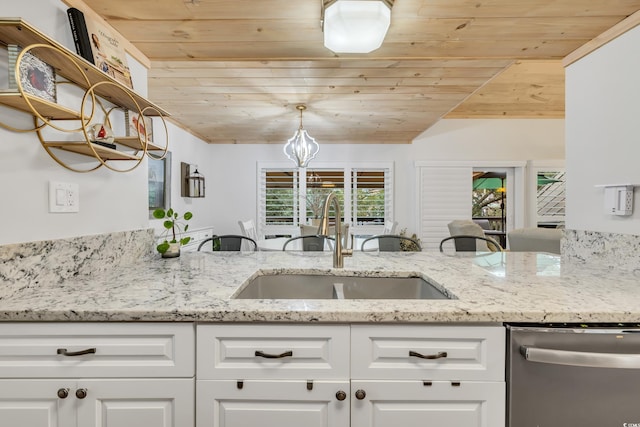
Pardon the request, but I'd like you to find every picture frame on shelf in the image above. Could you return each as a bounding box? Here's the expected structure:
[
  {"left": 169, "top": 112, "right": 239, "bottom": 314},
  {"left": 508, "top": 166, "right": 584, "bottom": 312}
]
[
  {"left": 148, "top": 151, "right": 171, "bottom": 215},
  {"left": 125, "top": 110, "right": 153, "bottom": 143},
  {"left": 8, "top": 45, "right": 57, "bottom": 103}
]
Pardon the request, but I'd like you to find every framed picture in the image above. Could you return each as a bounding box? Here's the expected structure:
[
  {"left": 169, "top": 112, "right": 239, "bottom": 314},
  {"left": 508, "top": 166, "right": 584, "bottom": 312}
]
[
  {"left": 8, "top": 45, "right": 57, "bottom": 103},
  {"left": 125, "top": 110, "right": 153, "bottom": 142},
  {"left": 148, "top": 151, "right": 171, "bottom": 214}
]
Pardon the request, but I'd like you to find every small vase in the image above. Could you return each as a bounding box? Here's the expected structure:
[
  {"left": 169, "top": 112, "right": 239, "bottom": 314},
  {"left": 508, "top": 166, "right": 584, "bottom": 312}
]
[{"left": 162, "top": 242, "right": 181, "bottom": 258}]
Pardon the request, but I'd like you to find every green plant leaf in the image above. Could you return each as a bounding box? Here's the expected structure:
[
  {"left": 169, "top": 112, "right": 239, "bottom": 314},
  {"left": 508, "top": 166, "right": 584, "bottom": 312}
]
[
  {"left": 167, "top": 208, "right": 174, "bottom": 217},
  {"left": 156, "top": 241, "right": 170, "bottom": 254},
  {"left": 152, "top": 209, "right": 166, "bottom": 219},
  {"left": 180, "top": 236, "right": 191, "bottom": 246},
  {"left": 163, "top": 220, "right": 173, "bottom": 230},
  {"left": 184, "top": 212, "right": 193, "bottom": 220}
]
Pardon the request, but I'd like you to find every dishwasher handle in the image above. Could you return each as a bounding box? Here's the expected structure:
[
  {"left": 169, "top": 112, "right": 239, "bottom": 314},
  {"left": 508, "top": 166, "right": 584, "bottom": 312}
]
[{"left": 520, "top": 345, "right": 640, "bottom": 369}]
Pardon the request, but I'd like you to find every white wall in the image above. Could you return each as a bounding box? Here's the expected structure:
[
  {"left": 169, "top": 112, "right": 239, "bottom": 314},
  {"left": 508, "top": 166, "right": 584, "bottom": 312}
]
[
  {"left": 565, "top": 25, "right": 640, "bottom": 235},
  {"left": 207, "top": 119, "right": 565, "bottom": 237},
  {"left": 0, "top": 1, "right": 565, "bottom": 246},
  {"left": 0, "top": 0, "right": 213, "bottom": 245}
]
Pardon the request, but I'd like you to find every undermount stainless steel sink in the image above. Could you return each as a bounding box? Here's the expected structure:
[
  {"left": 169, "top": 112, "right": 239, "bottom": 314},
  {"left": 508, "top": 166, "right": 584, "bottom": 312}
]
[{"left": 232, "top": 273, "right": 454, "bottom": 300}]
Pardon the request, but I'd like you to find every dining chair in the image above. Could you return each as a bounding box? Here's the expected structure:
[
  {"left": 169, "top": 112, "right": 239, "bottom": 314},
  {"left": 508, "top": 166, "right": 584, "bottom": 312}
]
[
  {"left": 439, "top": 235, "right": 504, "bottom": 253},
  {"left": 360, "top": 235, "right": 422, "bottom": 252},
  {"left": 238, "top": 219, "right": 258, "bottom": 240},
  {"left": 197, "top": 235, "right": 258, "bottom": 251},
  {"left": 238, "top": 219, "right": 259, "bottom": 251},
  {"left": 282, "top": 235, "right": 335, "bottom": 251},
  {"left": 300, "top": 223, "right": 349, "bottom": 247},
  {"left": 447, "top": 220, "right": 501, "bottom": 251},
  {"left": 382, "top": 220, "right": 398, "bottom": 235}
]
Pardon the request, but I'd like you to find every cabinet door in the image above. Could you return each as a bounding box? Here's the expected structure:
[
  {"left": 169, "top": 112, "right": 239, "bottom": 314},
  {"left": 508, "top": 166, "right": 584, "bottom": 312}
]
[
  {"left": 76, "top": 379, "right": 194, "bottom": 427},
  {"left": 197, "top": 380, "right": 350, "bottom": 427},
  {"left": 351, "top": 380, "right": 505, "bottom": 427},
  {"left": 0, "top": 380, "right": 75, "bottom": 427}
]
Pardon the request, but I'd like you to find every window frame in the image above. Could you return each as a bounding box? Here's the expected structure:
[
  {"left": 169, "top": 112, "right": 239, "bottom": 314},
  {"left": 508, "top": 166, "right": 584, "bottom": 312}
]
[{"left": 257, "top": 161, "right": 394, "bottom": 238}]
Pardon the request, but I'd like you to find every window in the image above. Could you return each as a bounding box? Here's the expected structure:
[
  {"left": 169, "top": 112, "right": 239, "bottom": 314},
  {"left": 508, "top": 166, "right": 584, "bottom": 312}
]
[
  {"left": 258, "top": 162, "right": 393, "bottom": 237},
  {"left": 259, "top": 169, "right": 298, "bottom": 237},
  {"left": 352, "top": 169, "right": 387, "bottom": 226},
  {"left": 536, "top": 170, "right": 565, "bottom": 227},
  {"left": 306, "top": 169, "right": 344, "bottom": 222}
]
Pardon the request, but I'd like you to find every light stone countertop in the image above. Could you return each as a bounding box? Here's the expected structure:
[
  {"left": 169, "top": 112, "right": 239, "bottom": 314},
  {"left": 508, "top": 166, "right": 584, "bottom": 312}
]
[{"left": 1, "top": 250, "right": 639, "bottom": 323}]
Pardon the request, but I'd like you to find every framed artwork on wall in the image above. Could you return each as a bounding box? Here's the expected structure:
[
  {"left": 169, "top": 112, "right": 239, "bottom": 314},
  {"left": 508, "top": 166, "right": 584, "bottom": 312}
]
[{"left": 148, "top": 151, "right": 171, "bottom": 215}]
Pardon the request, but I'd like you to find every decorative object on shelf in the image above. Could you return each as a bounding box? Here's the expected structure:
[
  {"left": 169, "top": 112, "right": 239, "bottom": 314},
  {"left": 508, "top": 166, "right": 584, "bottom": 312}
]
[
  {"left": 125, "top": 110, "right": 153, "bottom": 142},
  {"left": 8, "top": 44, "right": 57, "bottom": 103},
  {"left": 66, "top": 7, "right": 133, "bottom": 89},
  {"left": 87, "top": 122, "right": 115, "bottom": 149},
  {"left": 322, "top": 0, "right": 393, "bottom": 53},
  {"left": 153, "top": 208, "right": 193, "bottom": 258},
  {"left": 181, "top": 162, "right": 206, "bottom": 198},
  {"left": 283, "top": 104, "right": 319, "bottom": 168},
  {"left": 149, "top": 152, "right": 172, "bottom": 212}
]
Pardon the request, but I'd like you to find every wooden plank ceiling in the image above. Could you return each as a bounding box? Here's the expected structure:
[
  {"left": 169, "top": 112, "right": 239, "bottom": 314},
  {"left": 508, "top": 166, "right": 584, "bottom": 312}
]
[{"left": 80, "top": 0, "right": 640, "bottom": 144}]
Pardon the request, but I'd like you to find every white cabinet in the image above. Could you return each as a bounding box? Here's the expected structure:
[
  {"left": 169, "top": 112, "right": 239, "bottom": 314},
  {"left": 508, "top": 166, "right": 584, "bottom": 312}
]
[
  {"left": 351, "top": 380, "right": 504, "bottom": 427},
  {"left": 0, "top": 323, "right": 195, "bottom": 427},
  {"left": 197, "top": 380, "right": 350, "bottom": 427},
  {"left": 351, "top": 325, "right": 505, "bottom": 427},
  {"left": 197, "top": 324, "right": 350, "bottom": 427},
  {"left": 196, "top": 323, "right": 505, "bottom": 427}
]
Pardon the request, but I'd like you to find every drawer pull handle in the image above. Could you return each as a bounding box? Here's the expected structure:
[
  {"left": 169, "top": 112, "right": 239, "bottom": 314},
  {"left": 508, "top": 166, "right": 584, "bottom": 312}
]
[
  {"left": 355, "top": 389, "right": 366, "bottom": 400},
  {"left": 255, "top": 350, "right": 293, "bottom": 359},
  {"left": 336, "top": 390, "right": 347, "bottom": 401},
  {"left": 57, "top": 348, "right": 97, "bottom": 357},
  {"left": 75, "top": 388, "right": 88, "bottom": 399},
  {"left": 57, "top": 388, "right": 69, "bottom": 399},
  {"left": 409, "top": 350, "right": 448, "bottom": 360}
]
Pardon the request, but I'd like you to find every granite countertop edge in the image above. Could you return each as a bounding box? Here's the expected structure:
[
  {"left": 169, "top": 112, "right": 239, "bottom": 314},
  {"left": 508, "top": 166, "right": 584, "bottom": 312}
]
[{"left": 1, "top": 251, "right": 639, "bottom": 324}]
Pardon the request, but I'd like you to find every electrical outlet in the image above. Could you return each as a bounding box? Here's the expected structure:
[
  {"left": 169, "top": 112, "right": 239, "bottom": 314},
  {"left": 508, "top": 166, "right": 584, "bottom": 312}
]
[{"left": 49, "top": 181, "right": 79, "bottom": 213}]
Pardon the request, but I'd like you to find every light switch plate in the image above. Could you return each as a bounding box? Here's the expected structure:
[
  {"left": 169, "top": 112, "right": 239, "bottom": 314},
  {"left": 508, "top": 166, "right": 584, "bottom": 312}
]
[{"left": 48, "top": 181, "right": 79, "bottom": 213}]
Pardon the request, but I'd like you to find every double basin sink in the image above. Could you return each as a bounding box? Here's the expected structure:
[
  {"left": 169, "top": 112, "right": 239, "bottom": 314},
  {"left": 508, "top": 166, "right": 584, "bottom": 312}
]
[{"left": 233, "top": 272, "right": 454, "bottom": 300}]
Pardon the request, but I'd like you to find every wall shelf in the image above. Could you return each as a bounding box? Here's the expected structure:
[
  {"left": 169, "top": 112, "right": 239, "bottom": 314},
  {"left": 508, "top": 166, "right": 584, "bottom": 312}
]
[
  {"left": 0, "top": 18, "right": 168, "bottom": 116},
  {"left": 0, "top": 17, "right": 170, "bottom": 172}
]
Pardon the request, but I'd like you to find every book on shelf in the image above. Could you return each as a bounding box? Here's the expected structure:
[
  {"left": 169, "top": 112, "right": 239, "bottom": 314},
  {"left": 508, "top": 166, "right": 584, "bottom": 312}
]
[
  {"left": 66, "top": 7, "right": 134, "bottom": 89},
  {"left": 66, "top": 8, "right": 94, "bottom": 64}
]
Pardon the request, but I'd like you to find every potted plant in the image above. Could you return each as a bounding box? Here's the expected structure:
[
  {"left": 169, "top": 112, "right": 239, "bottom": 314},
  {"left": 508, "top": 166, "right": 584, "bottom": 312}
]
[{"left": 153, "top": 208, "right": 193, "bottom": 258}]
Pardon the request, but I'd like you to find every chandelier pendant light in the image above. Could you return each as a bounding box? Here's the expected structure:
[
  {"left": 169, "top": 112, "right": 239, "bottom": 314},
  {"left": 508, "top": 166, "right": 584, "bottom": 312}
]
[
  {"left": 322, "top": 0, "right": 393, "bottom": 53},
  {"left": 284, "top": 105, "right": 319, "bottom": 168}
]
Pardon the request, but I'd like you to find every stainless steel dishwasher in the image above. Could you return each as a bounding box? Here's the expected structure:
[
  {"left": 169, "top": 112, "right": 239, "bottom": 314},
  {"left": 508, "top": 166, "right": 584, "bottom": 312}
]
[{"left": 507, "top": 323, "right": 640, "bottom": 427}]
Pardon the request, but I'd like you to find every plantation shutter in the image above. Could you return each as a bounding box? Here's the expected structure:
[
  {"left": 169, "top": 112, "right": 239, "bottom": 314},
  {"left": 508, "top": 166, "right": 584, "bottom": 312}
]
[
  {"left": 417, "top": 165, "right": 472, "bottom": 250},
  {"left": 351, "top": 168, "right": 389, "bottom": 226},
  {"left": 259, "top": 168, "right": 298, "bottom": 237}
]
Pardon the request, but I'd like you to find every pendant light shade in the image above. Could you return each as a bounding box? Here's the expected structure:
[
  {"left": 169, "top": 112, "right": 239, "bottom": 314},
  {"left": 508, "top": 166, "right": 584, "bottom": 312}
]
[
  {"left": 323, "top": 0, "right": 392, "bottom": 53},
  {"left": 284, "top": 105, "right": 319, "bottom": 168}
]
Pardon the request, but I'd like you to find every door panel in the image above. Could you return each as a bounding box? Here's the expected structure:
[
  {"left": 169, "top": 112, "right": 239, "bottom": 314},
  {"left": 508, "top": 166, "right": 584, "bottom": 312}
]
[
  {"left": 0, "top": 380, "right": 75, "bottom": 427},
  {"left": 351, "top": 380, "right": 504, "bottom": 427},
  {"left": 77, "top": 379, "right": 194, "bottom": 427},
  {"left": 197, "top": 380, "right": 349, "bottom": 427}
]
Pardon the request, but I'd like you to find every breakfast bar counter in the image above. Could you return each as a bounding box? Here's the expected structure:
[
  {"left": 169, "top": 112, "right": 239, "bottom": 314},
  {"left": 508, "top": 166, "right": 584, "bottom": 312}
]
[{"left": 1, "top": 249, "right": 639, "bottom": 323}]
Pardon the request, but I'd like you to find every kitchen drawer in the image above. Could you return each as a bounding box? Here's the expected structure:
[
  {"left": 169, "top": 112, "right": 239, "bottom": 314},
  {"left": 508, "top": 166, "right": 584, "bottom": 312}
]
[
  {"left": 351, "top": 325, "right": 504, "bottom": 381},
  {"left": 197, "top": 324, "right": 349, "bottom": 380},
  {"left": 0, "top": 323, "right": 194, "bottom": 378}
]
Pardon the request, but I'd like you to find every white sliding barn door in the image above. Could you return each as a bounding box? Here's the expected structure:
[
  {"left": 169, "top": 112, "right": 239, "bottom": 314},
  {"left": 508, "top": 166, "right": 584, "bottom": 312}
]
[{"left": 416, "top": 164, "right": 472, "bottom": 251}]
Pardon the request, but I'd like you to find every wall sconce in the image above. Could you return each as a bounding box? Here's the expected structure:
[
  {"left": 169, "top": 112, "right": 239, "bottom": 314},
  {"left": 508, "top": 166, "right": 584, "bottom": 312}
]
[
  {"left": 181, "top": 162, "right": 205, "bottom": 198},
  {"left": 322, "top": 0, "right": 394, "bottom": 53}
]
